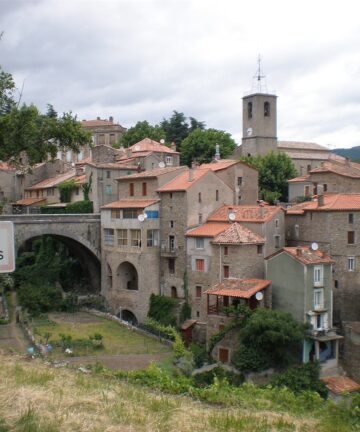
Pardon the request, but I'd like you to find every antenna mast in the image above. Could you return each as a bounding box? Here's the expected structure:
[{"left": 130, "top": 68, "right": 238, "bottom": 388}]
[{"left": 251, "top": 54, "right": 268, "bottom": 93}]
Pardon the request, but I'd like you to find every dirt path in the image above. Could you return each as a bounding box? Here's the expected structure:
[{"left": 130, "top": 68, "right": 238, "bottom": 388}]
[{"left": 0, "top": 292, "right": 28, "bottom": 353}]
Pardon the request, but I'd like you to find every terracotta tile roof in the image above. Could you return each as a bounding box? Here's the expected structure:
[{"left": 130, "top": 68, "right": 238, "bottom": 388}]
[
  {"left": 74, "top": 174, "right": 86, "bottom": 185},
  {"left": 157, "top": 168, "right": 214, "bottom": 192},
  {"left": 117, "top": 151, "right": 152, "bottom": 161},
  {"left": 204, "top": 279, "right": 271, "bottom": 299},
  {"left": 208, "top": 205, "right": 282, "bottom": 223},
  {"left": 186, "top": 223, "right": 230, "bottom": 238},
  {"left": 81, "top": 118, "right": 124, "bottom": 128},
  {"left": 129, "top": 138, "right": 179, "bottom": 154},
  {"left": 266, "top": 247, "right": 334, "bottom": 265},
  {"left": 0, "top": 162, "right": 15, "bottom": 172},
  {"left": 287, "top": 194, "right": 360, "bottom": 214},
  {"left": 212, "top": 223, "right": 265, "bottom": 244},
  {"left": 26, "top": 171, "right": 77, "bottom": 190},
  {"left": 310, "top": 160, "right": 360, "bottom": 178},
  {"left": 116, "top": 166, "right": 184, "bottom": 181},
  {"left": 322, "top": 376, "right": 360, "bottom": 395},
  {"left": 14, "top": 198, "right": 46, "bottom": 206},
  {"left": 278, "top": 141, "right": 330, "bottom": 151},
  {"left": 85, "top": 161, "right": 138, "bottom": 170},
  {"left": 198, "top": 160, "right": 241, "bottom": 171},
  {"left": 279, "top": 150, "right": 330, "bottom": 160},
  {"left": 287, "top": 175, "right": 310, "bottom": 183},
  {"left": 101, "top": 199, "right": 159, "bottom": 209}
]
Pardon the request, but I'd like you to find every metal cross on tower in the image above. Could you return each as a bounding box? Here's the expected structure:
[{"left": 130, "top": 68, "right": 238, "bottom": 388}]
[{"left": 251, "top": 54, "right": 268, "bottom": 93}]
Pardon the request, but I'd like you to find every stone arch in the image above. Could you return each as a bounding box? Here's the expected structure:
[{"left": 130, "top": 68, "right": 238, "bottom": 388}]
[
  {"left": 119, "top": 309, "right": 138, "bottom": 325},
  {"left": 117, "top": 261, "right": 139, "bottom": 291}
]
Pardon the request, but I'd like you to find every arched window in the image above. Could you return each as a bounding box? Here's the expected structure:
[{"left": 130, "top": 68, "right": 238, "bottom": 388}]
[
  {"left": 264, "top": 101, "right": 270, "bottom": 117},
  {"left": 171, "top": 286, "right": 177, "bottom": 298},
  {"left": 248, "top": 102, "right": 252, "bottom": 119}
]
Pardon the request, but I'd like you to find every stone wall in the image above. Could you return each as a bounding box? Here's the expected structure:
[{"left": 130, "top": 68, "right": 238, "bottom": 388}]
[{"left": 341, "top": 322, "right": 360, "bottom": 382}]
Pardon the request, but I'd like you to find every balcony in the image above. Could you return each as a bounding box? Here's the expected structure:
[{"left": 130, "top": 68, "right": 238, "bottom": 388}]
[{"left": 160, "top": 241, "right": 178, "bottom": 257}]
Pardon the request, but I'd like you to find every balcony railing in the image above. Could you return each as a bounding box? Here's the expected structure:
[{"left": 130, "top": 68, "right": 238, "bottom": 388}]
[{"left": 160, "top": 242, "right": 178, "bottom": 256}]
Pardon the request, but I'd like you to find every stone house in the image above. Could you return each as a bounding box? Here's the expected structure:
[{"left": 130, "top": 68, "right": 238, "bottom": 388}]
[
  {"left": 286, "top": 194, "right": 360, "bottom": 324},
  {"left": 265, "top": 246, "right": 342, "bottom": 372},
  {"left": 0, "top": 162, "right": 16, "bottom": 206},
  {"left": 81, "top": 116, "right": 126, "bottom": 147}
]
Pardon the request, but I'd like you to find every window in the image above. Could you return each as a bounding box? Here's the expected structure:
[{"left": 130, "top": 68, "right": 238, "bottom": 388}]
[
  {"left": 147, "top": 230, "right": 159, "bottom": 247},
  {"left": 169, "top": 220, "right": 174, "bottom": 228},
  {"left": 257, "top": 244, "right": 263, "bottom": 254},
  {"left": 142, "top": 182, "right": 147, "bottom": 196},
  {"left": 334, "top": 280, "right": 339, "bottom": 289},
  {"left": 104, "top": 228, "right": 114, "bottom": 246},
  {"left": 198, "top": 192, "right": 202, "bottom": 203},
  {"left": 195, "top": 259, "right": 205, "bottom": 272},
  {"left": 145, "top": 210, "right": 159, "bottom": 219},
  {"left": 304, "top": 185, "right": 310, "bottom": 196},
  {"left": 195, "top": 286, "right": 202, "bottom": 298},
  {"left": 348, "top": 256, "right": 355, "bottom": 271},
  {"left": 316, "top": 314, "right": 324, "bottom": 330},
  {"left": 105, "top": 185, "right": 112, "bottom": 195},
  {"left": 314, "top": 265, "right": 323, "bottom": 286},
  {"left": 47, "top": 188, "right": 54, "bottom": 197},
  {"left": 169, "top": 235, "right": 175, "bottom": 252},
  {"left": 307, "top": 164, "right": 312, "bottom": 173},
  {"left": 314, "top": 289, "right": 324, "bottom": 310},
  {"left": 216, "top": 189, "right": 219, "bottom": 201},
  {"left": 323, "top": 183, "right": 327, "bottom": 192},
  {"left": 171, "top": 286, "right": 177, "bottom": 298},
  {"left": 348, "top": 231, "right": 355, "bottom": 244},
  {"left": 275, "top": 219, "right": 279, "bottom": 228},
  {"left": 224, "top": 246, "right": 228, "bottom": 256},
  {"left": 237, "top": 177, "right": 243, "bottom": 186},
  {"left": 129, "top": 183, "right": 134, "bottom": 196},
  {"left": 195, "top": 237, "right": 204, "bottom": 249},
  {"left": 130, "top": 229, "right": 141, "bottom": 247},
  {"left": 264, "top": 101, "right": 270, "bottom": 117},
  {"left": 75, "top": 187, "right": 79, "bottom": 196},
  {"left": 223, "top": 265, "right": 230, "bottom": 278},
  {"left": 219, "top": 347, "right": 229, "bottom": 363},
  {"left": 349, "top": 213, "right": 354, "bottom": 224},
  {"left": 123, "top": 208, "right": 139, "bottom": 219},
  {"left": 106, "top": 171, "right": 111, "bottom": 179},
  {"left": 168, "top": 258, "right": 175, "bottom": 274},
  {"left": 98, "top": 134, "right": 105, "bottom": 145},
  {"left": 117, "top": 229, "right": 127, "bottom": 246},
  {"left": 294, "top": 224, "right": 299, "bottom": 238},
  {"left": 170, "top": 193, "right": 173, "bottom": 199},
  {"left": 111, "top": 209, "right": 121, "bottom": 219},
  {"left": 196, "top": 311, "right": 200, "bottom": 318},
  {"left": 166, "top": 156, "right": 173, "bottom": 166},
  {"left": 66, "top": 151, "right": 72, "bottom": 162},
  {"left": 248, "top": 102, "right": 252, "bottom": 119},
  {"left": 198, "top": 213, "right": 203, "bottom": 224},
  {"left": 274, "top": 235, "right": 280, "bottom": 248},
  {"left": 109, "top": 134, "right": 116, "bottom": 145}
]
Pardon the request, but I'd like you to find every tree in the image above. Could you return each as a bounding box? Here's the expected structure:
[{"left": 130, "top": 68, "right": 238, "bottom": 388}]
[
  {"left": 232, "top": 308, "right": 305, "bottom": 372},
  {"left": 119, "top": 120, "right": 166, "bottom": 148},
  {"left": 160, "top": 111, "right": 205, "bottom": 150},
  {"left": 180, "top": 128, "right": 236, "bottom": 166},
  {"left": 241, "top": 151, "right": 297, "bottom": 202},
  {"left": 0, "top": 66, "right": 92, "bottom": 165}
]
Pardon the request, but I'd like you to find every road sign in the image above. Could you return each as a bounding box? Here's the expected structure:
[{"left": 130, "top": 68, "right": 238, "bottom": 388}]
[{"left": 0, "top": 221, "right": 15, "bottom": 273}]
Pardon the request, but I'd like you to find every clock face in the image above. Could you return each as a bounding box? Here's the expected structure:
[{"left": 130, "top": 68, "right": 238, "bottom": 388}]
[{"left": 246, "top": 127, "right": 253, "bottom": 136}]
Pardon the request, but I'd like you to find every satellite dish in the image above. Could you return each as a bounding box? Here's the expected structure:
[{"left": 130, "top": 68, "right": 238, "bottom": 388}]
[
  {"left": 134, "top": 145, "right": 140, "bottom": 151},
  {"left": 255, "top": 291, "right": 264, "bottom": 301},
  {"left": 137, "top": 214, "right": 145, "bottom": 222},
  {"left": 228, "top": 212, "right": 236, "bottom": 222},
  {"left": 158, "top": 161, "right": 165, "bottom": 168},
  {"left": 311, "top": 242, "right": 319, "bottom": 251},
  {"left": 160, "top": 139, "right": 165, "bottom": 144}
]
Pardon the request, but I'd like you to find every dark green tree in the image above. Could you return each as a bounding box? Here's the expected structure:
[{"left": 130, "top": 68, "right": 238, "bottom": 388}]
[
  {"left": 119, "top": 120, "right": 166, "bottom": 148},
  {"left": 180, "top": 128, "right": 236, "bottom": 166},
  {"left": 241, "top": 151, "right": 297, "bottom": 202},
  {"left": 0, "top": 65, "right": 15, "bottom": 115},
  {"left": 160, "top": 111, "right": 205, "bottom": 150}
]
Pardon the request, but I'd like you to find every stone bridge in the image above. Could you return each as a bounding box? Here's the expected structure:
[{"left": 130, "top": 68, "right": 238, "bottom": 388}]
[{"left": 0, "top": 214, "right": 101, "bottom": 291}]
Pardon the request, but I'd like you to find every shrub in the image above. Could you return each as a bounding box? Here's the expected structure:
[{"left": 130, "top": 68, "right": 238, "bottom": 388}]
[
  {"left": 189, "top": 342, "right": 208, "bottom": 368},
  {"left": 231, "top": 343, "right": 271, "bottom": 373},
  {"left": 17, "top": 283, "right": 63, "bottom": 316},
  {"left": 270, "top": 362, "right": 328, "bottom": 398},
  {"left": 66, "top": 200, "right": 93, "bottom": 214},
  {"left": 58, "top": 179, "right": 76, "bottom": 203},
  {"left": 147, "top": 294, "right": 178, "bottom": 326},
  {"left": 193, "top": 366, "right": 243, "bottom": 388}
]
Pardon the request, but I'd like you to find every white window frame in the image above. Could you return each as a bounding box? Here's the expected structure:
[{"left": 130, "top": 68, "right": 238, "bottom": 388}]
[
  {"left": 130, "top": 229, "right": 141, "bottom": 247},
  {"left": 313, "top": 288, "right": 324, "bottom": 310},
  {"left": 165, "top": 156, "right": 173, "bottom": 166},
  {"left": 104, "top": 228, "right": 114, "bottom": 246},
  {"left": 147, "top": 229, "right": 159, "bottom": 247},
  {"left": 117, "top": 229, "right": 128, "bottom": 247},
  {"left": 348, "top": 256, "right": 355, "bottom": 271},
  {"left": 313, "top": 265, "right": 323, "bottom": 287},
  {"left": 195, "top": 237, "right": 204, "bottom": 250}
]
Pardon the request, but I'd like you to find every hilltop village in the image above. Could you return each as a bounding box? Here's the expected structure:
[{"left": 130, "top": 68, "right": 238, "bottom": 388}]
[{"left": 1, "top": 85, "right": 360, "bottom": 393}]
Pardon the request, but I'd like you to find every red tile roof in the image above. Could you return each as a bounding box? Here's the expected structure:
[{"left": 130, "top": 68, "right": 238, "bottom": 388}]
[
  {"left": 26, "top": 171, "right": 77, "bottom": 190},
  {"left": 212, "top": 223, "right": 265, "bottom": 244},
  {"left": 310, "top": 160, "right": 360, "bottom": 178},
  {"left": 287, "top": 175, "right": 311, "bottom": 183},
  {"left": 117, "top": 166, "right": 184, "bottom": 181},
  {"left": 129, "top": 138, "right": 179, "bottom": 154},
  {"left": 322, "top": 376, "right": 360, "bottom": 395},
  {"left": 14, "top": 198, "right": 46, "bottom": 206},
  {"left": 204, "top": 279, "right": 271, "bottom": 299},
  {"left": 198, "top": 160, "right": 245, "bottom": 172},
  {"left": 101, "top": 199, "right": 159, "bottom": 209},
  {"left": 157, "top": 168, "right": 211, "bottom": 192},
  {"left": 0, "top": 162, "right": 15, "bottom": 172},
  {"left": 85, "top": 161, "right": 138, "bottom": 170},
  {"left": 208, "top": 205, "right": 282, "bottom": 223},
  {"left": 278, "top": 141, "right": 330, "bottom": 151},
  {"left": 266, "top": 247, "right": 334, "bottom": 265},
  {"left": 287, "top": 194, "right": 360, "bottom": 214},
  {"left": 186, "top": 223, "right": 230, "bottom": 238}
]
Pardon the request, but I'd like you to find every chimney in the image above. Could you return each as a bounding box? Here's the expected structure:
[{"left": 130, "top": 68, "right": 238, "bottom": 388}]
[
  {"left": 296, "top": 246, "right": 302, "bottom": 257},
  {"left": 345, "top": 157, "right": 351, "bottom": 166},
  {"left": 171, "top": 142, "right": 176, "bottom": 151},
  {"left": 318, "top": 194, "right": 324, "bottom": 207},
  {"left": 191, "top": 161, "right": 197, "bottom": 170},
  {"left": 215, "top": 143, "right": 220, "bottom": 161},
  {"left": 97, "top": 116, "right": 100, "bottom": 120},
  {"left": 188, "top": 168, "right": 193, "bottom": 182},
  {"left": 109, "top": 116, "right": 113, "bottom": 123}
]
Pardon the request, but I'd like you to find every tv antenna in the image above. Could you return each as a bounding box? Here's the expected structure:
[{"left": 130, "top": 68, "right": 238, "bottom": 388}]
[{"left": 251, "top": 54, "right": 268, "bottom": 93}]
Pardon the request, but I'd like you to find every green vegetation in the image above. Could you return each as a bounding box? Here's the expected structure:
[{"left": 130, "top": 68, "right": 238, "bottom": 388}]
[
  {"left": 119, "top": 120, "right": 166, "bottom": 148},
  {"left": 58, "top": 179, "right": 77, "bottom": 203},
  {"left": 241, "top": 152, "right": 298, "bottom": 202},
  {"left": 148, "top": 294, "right": 179, "bottom": 326},
  {"left": 40, "top": 200, "right": 93, "bottom": 214}
]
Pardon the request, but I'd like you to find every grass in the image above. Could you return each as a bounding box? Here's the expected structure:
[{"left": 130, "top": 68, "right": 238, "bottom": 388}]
[
  {"left": 32, "top": 313, "right": 171, "bottom": 357},
  {"left": 0, "top": 353, "right": 335, "bottom": 432}
]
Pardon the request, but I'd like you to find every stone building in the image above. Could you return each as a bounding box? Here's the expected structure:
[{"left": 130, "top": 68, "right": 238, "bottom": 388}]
[
  {"left": 0, "top": 162, "right": 16, "bottom": 206},
  {"left": 266, "top": 246, "right": 342, "bottom": 373},
  {"left": 81, "top": 116, "right": 126, "bottom": 147},
  {"left": 286, "top": 194, "right": 360, "bottom": 323}
]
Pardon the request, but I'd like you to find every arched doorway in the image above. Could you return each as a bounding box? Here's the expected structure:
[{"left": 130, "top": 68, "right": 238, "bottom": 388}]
[
  {"left": 120, "top": 309, "right": 138, "bottom": 325},
  {"left": 117, "top": 262, "right": 138, "bottom": 291},
  {"left": 171, "top": 286, "right": 177, "bottom": 298},
  {"left": 106, "top": 263, "right": 112, "bottom": 290}
]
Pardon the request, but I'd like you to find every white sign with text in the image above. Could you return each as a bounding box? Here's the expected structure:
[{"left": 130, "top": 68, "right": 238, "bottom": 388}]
[{"left": 0, "top": 221, "right": 15, "bottom": 273}]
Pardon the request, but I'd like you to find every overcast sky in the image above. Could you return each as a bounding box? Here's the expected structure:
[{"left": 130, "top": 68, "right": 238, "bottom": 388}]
[{"left": 1, "top": 0, "right": 360, "bottom": 149}]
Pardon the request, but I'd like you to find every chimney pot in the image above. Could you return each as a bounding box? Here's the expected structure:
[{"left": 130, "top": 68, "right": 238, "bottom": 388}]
[
  {"left": 109, "top": 116, "right": 113, "bottom": 123},
  {"left": 296, "top": 247, "right": 302, "bottom": 256},
  {"left": 318, "top": 194, "right": 324, "bottom": 207},
  {"left": 97, "top": 117, "right": 100, "bottom": 120},
  {"left": 188, "top": 168, "right": 193, "bottom": 182}
]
